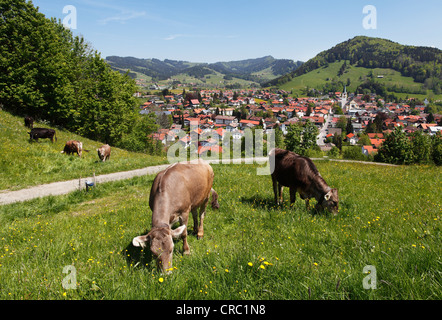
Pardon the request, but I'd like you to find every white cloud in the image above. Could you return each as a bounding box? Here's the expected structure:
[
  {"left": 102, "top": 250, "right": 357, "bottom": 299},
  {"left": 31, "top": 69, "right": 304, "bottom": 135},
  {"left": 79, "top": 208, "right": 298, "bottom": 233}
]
[
  {"left": 98, "top": 10, "right": 146, "bottom": 25},
  {"left": 163, "top": 34, "right": 239, "bottom": 41}
]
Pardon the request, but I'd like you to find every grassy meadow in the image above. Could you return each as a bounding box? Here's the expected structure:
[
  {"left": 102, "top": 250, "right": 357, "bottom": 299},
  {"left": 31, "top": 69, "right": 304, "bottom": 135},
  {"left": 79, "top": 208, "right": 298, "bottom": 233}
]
[
  {"left": 0, "top": 110, "right": 167, "bottom": 190},
  {"left": 279, "top": 61, "right": 442, "bottom": 100},
  {"left": 0, "top": 161, "right": 440, "bottom": 300}
]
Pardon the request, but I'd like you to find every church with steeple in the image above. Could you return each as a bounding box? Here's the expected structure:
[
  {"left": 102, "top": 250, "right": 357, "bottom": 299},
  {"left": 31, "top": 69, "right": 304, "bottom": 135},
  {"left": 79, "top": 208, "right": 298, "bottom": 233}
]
[{"left": 340, "top": 86, "right": 348, "bottom": 110}]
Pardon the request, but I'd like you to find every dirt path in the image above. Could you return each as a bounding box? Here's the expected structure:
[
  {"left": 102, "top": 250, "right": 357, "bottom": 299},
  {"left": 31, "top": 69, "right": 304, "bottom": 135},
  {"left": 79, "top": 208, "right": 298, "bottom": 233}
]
[
  {"left": 0, "top": 164, "right": 171, "bottom": 206},
  {"left": 0, "top": 157, "right": 396, "bottom": 206}
]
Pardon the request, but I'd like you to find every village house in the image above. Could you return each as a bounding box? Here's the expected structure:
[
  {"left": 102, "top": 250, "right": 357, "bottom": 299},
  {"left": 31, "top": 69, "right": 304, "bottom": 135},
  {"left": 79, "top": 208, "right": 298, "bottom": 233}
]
[{"left": 214, "top": 115, "right": 236, "bottom": 126}]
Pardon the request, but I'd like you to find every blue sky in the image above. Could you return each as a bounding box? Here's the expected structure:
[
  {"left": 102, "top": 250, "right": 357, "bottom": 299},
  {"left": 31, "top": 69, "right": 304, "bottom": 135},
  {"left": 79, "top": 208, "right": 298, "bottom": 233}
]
[{"left": 32, "top": 0, "right": 442, "bottom": 63}]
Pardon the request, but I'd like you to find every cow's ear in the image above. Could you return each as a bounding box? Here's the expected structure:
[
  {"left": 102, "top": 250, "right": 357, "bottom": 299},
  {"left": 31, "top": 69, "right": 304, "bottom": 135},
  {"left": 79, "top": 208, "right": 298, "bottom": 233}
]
[
  {"left": 132, "top": 235, "right": 149, "bottom": 248},
  {"left": 171, "top": 225, "right": 186, "bottom": 239}
]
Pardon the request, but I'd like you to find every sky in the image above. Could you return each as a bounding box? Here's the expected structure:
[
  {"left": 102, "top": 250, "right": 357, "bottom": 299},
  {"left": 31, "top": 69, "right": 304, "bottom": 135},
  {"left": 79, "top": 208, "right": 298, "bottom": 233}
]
[{"left": 32, "top": 0, "right": 442, "bottom": 63}]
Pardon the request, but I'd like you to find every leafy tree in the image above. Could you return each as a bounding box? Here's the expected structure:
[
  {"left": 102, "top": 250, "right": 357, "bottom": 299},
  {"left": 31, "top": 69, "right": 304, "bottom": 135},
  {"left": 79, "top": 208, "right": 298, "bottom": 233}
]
[
  {"left": 284, "top": 120, "right": 318, "bottom": 156},
  {"left": 274, "top": 125, "right": 284, "bottom": 148},
  {"left": 410, "top": 131, "right": 432, "bottom": 164},
  {"left": 375, "top": 127, "right": 414, "bottom": 165},
  {"left": 0, "top": 0, "right": 142, "bottom": 151},
  {"left": 431, "top": 133, "right": 442, "bottom": 165},
  {"left": 284, "top": 123, "right": 303, "bottom": 154}
]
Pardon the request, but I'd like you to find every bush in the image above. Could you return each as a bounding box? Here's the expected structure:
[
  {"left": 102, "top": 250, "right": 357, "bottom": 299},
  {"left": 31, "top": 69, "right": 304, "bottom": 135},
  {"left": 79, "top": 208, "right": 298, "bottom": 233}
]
[
  {"left": 342, "top": 146, "right": 366, "bottom": 161},
  {"left": 375, "top": 127, "right": 414, "bottom": 165}
]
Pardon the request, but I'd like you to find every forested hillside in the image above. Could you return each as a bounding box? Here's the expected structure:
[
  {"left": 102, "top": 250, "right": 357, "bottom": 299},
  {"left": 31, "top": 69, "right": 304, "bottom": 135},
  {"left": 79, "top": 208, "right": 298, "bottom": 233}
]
[
  {"left": 0, "top": 0, "right": 154, "bottom": 151},
  {"left": 266, "top": 36, "right": 442, "bottom": 94},
  {"left": 106, "top": 55, "right": 303, "bottom": 84}
]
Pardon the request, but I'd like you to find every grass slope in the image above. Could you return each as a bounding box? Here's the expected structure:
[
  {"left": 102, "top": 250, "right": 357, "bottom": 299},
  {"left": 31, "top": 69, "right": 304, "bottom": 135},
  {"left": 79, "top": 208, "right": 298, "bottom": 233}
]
[
  {"left": 279, "top": 61, "right": 442, "bottom": 99},
  {"left": 0, "top": 110, "right": 167, "bottom": 190},
  {"left": 0, "top": 162, "right": 440, "bottom": 300}
]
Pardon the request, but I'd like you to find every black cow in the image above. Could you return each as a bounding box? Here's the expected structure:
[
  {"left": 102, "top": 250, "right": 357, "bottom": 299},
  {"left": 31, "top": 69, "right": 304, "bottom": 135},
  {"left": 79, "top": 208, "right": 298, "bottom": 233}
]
[
  {"left": 24, "top": 116, "right": 34, "bottom": 129},
  {"left": 28, "top": 128, "right": 57, "bottom": 143}
]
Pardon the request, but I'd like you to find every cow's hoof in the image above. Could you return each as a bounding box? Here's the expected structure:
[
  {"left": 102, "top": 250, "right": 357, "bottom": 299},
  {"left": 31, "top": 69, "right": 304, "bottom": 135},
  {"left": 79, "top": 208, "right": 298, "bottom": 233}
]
[
  {"left": 197, "top": 234, "right": 204, "bottom": 240},
  {"left": 184, "top": 250, "right": 191, "bottom": 255}
]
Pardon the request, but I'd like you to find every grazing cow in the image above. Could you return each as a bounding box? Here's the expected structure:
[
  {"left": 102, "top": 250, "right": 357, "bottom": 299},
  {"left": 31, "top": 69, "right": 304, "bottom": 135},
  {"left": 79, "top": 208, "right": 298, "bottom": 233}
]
[
  {"left": 28, "top": 128, "right": 57, "bottom": 142},
  {"left": 24, "top": 116, "right": 34, "bottom": 129},
  {"left": 61, "top": 140, "right": 83, "bottom": 158},
  {"left": 269, "top": 148, "right": 339, "bottom": 215},
  {"left": 97, "top": 144, "right": 111, "bottom": 162},
  {"left": 132, "top": 159, "right": 219, "bottom": 273}
]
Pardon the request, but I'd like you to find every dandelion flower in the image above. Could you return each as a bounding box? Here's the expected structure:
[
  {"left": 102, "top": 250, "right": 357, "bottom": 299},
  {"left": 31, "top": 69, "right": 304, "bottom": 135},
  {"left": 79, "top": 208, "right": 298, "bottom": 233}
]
[
  {"left": 248, "top": 262, "right": 253, "bottom": 267},
  {"left": 260, "top": 265, "right": 265, "bottom": 270},
  {"left": 159, "top": 277, "right": 164, "bottom": 283}
]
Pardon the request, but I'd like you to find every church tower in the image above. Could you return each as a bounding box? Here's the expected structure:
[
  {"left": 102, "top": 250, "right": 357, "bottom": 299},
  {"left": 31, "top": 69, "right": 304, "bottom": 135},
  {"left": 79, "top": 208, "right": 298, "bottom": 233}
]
[{"left": 340, "top": 86, "right": 348, "bottom": 110}]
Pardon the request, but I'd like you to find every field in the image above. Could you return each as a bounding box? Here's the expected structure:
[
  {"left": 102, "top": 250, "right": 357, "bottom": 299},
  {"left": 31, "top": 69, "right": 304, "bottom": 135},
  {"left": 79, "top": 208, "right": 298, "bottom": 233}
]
[
  {"left": 0, "top": 160, "right": 440, "bottom": 300},
  {"left": 278, "top": 61, "right": 442, "bottom": 100},
  {"left": 0, "top": 110, "right": 167, "bottom": 190}
]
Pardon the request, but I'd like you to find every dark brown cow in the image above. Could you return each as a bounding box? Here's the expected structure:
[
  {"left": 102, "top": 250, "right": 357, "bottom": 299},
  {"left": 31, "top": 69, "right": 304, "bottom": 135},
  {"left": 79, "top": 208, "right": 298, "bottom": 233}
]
[
  {"left": 28, "top": 128, "right": 57, "bottom": 142},
  {"left": 269, "top": 148, "right": 339, "bottom": 215},
  {"left": 61, "top": 140, "right": 83, "bottom": 158},
  {"left": 24, "top": 116, "right": 34, "bottom": 129},
  {"left": 97, "top": 144, "right": 111, "bottom": 162},
  {"left": 132, "top": 159, "right": 219, "bottom": 273}
]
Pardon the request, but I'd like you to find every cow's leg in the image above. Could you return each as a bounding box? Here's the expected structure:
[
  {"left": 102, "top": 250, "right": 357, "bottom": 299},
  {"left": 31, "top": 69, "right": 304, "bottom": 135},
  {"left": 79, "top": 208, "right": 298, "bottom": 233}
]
[
  {"left": 197, "top": 198, "right": 209, "bottom": 240},
  {"left": 179, "top": 214, "right": 191, "bottom": 255},
  {"left": 272, "top": 176, "right": 279, "bottom": 205},
  {"left": 289, "top": 187, "right": 297, "bottom": 207},
  {"left": 191, "top": 208, "right": 199, "bottom": 236},
  {"left": 279, "top": 184, "right": 284, "bottom": 204}
]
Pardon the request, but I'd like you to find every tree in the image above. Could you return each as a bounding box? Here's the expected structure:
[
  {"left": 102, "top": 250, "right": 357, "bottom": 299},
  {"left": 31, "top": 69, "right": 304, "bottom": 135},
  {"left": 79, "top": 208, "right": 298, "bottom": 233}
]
[
  {"left": 336, "top": 116, "right": 348, "bottom": 133},
  {"left": 431, "top": 133, "right": 442, "bottom": 165},
  {"left": 410, "top": 131, "right": 432, "bottom": 164},
  {"left": 375, "top": 127, "right": 414, "bottom": 165},
  {"left": 274, "top": 125, "right": 284, "bottom": 148},
  {"left": 0, "top": 0, "right": 140, "bottom": 149},
  {"left": 284, "top": 123, "right": 303, "bottom": 154},
  {"left": 284, "top": 120, "right": 319, "bottom": 156}
]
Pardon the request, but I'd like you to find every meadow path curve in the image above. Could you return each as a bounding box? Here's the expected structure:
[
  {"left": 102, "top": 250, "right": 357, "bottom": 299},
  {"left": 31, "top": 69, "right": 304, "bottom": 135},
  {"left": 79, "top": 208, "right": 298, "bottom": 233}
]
[{"left": 0, "top": 157, "right": 396, "bottom": 206}]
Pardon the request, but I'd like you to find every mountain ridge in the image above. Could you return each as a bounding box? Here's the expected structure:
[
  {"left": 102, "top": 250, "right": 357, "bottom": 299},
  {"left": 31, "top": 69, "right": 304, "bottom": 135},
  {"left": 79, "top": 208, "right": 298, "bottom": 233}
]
[
  {"left": 265, "top": 36, "right": 442, "bottom": 95},
  {"left": 105, "top": 55, "right": 303, "bottom": 84}
]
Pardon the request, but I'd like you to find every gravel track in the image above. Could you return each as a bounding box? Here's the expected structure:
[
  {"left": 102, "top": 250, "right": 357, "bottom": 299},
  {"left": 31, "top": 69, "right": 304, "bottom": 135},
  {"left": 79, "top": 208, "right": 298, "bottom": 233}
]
[{"left": 0, "top": 157, "right": 396, "bottom": 206}]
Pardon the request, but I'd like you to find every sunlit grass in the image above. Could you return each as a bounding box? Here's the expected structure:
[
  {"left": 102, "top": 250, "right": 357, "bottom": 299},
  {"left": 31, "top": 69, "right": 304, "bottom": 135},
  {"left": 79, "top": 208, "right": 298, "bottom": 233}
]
[
  {"left": 0, "top": 162, "right": 440, "bottom": 300},
  {"left": 0, "top": 110, "right": 167, "bottom": 190}
]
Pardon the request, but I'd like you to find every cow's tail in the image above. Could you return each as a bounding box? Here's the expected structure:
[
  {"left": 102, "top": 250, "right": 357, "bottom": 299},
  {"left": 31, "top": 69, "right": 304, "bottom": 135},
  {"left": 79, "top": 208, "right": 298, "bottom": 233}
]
[{"left": 211, "top": 188, "right": 219, "bottom": 209}]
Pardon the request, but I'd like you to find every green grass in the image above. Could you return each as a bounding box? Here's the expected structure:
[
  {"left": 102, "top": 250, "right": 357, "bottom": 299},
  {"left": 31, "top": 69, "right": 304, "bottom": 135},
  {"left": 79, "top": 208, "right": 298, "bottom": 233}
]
[
  {"left": 279, "top": 61, "right": 442, "bottom": 100},
  {"left": 0, "top": 110, "right": 167, "bottom": 190},
  {"left": 0, "top": 161, "right": 440, "bottom": 300}
]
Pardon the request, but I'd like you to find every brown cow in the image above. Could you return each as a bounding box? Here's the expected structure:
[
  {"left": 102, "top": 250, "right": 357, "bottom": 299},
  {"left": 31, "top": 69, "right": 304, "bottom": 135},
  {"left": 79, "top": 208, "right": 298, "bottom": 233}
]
[
  {"left": 61, "top": 140, "right": 83, "bottom": 158},
  {"left": 97, "top": 144, "right": 111, "bottom": 162},
  {"left": 269, "top": 148, "right": 339, "bottom": 215},
  {"left": 132, "top": 159, "right": 219, "bottom": 273}
]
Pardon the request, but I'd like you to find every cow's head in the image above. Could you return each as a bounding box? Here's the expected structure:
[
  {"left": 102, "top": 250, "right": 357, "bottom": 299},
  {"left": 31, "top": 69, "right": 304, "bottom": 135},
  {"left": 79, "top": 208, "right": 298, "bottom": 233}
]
[
  {"left": 320, "top": 188, "right": 339, "bottom": 215},
  {"left": 97, "top": 148, "right": 104, "bottom": 161},
  {"left": 132, "top": 225, "right": 186, "bottom": 273}
]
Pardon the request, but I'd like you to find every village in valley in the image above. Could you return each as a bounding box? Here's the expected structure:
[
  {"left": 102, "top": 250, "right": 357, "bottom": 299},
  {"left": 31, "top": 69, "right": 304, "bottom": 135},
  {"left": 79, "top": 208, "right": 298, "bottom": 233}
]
[{"left": 139, "top": 86, "right": 442, "bottom": 159}]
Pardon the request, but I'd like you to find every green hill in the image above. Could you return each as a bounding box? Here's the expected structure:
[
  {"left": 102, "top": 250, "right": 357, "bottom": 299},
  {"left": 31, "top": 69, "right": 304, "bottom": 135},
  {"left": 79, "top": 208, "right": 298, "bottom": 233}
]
[
  {"left": 0, "top": 110, "right": 166, "bottom": 191},
  {"left": 106, "top": 55, "right": 303, "bottom": 86},
  {"left": 266, "top": 36, "right": 442, "bottom": 98}
]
